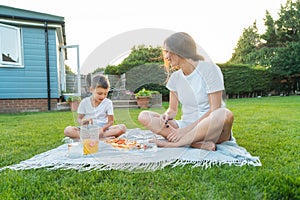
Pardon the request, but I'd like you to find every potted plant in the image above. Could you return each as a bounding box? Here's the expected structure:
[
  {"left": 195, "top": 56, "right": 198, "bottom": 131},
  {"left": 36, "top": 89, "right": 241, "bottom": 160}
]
[
  {"left": 135, "top": 88, "right": 153, "bottom": 108},
  {"left": 66, "top": 95, "right": 81, "bottom": 111}
]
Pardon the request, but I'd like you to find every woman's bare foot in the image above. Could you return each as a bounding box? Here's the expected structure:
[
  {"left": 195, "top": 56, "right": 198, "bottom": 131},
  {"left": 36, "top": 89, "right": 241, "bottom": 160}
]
[
  {"left": 166, "top": 128, "right": 186, "bottom": 142},
  {"left": 155, "top": 139, "right": 216, "bottom": 151},
  {"left": 190, "top": 141, "right": 216, "bottom": 151},
  {"left": 155, "top": 139, "right": 177, "bottom": 147}
]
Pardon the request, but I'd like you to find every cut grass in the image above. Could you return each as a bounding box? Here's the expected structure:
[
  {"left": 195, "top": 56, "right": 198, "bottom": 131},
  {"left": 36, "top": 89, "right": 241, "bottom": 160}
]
[{"left": 0, "top": 96, "right": 299, "bottom": 199}]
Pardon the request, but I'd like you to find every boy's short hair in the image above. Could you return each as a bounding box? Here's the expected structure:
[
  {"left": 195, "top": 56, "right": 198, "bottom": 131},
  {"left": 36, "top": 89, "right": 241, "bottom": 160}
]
[{"left": 91, "top": 75, "right": 110, "bottom": 89}]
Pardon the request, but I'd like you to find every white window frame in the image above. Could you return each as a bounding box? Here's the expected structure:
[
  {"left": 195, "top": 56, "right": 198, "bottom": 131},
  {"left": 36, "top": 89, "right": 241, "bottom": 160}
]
[{"left": 0, "top": 23, "right": 23, "bottom": 67}]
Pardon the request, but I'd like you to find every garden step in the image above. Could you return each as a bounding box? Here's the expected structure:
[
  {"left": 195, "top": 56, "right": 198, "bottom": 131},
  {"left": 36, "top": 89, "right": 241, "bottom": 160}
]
[
  {"left": 113, "top": 104, "right": 139, "bottom": 108},
  {"left": 112, "top": 99, "right": 139, "bottom": 108},
  {"left": 112, "top": 99, "right": 137, "bottom": 103},
  {"left": 56, "top": 102, "right": 70, "bottom": 111}
]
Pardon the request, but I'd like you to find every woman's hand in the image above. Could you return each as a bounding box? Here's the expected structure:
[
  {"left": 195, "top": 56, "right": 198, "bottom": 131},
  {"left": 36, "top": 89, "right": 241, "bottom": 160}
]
[
  {"left": 166, "top": 128, "right": 184, "bottom": 142},
  {"left": 162, "top": 113, "right": 174, "bottom": 122},
  {"left": 162, "top": 113, "right": 169, "bottom": 121}
]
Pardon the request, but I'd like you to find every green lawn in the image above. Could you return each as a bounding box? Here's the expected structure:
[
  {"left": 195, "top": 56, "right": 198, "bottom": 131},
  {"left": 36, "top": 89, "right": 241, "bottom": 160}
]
[{"left": 0, "top": 96, "right": 299, "bottom": 199}]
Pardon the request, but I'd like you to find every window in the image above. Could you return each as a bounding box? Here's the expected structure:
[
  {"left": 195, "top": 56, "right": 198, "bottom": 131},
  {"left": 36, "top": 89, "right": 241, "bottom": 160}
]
[{"left": 0, "top": 23, "right": 23, "bottom": 67}]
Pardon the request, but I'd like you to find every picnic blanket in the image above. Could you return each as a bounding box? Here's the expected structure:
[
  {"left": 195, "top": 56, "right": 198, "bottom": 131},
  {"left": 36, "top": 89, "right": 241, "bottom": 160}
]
[{"left": 0, "top": 129, "right": 261, "bottom": 172}]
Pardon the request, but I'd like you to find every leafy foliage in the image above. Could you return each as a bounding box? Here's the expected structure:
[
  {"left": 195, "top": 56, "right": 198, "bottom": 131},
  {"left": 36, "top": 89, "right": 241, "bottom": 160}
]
[
  {"left": 134, "top": 88, "right": 153, "bottom": 97},
  {"left": 92, "top": 67, "right": 105, "bottom": 74},
  {"left": 65, "top": 64, "right": 75, "bottom": 74},
  {"left": 219, "top": 63, "right": 272, "bottom": 98},
  {"left": 104, "top": 45, "right": 163, "bottom": 75},
  {"left": 276, "top": 0, "right": 300, "bottom": 43},
  {"left": 134, "top": 83, "right": 169, "bottom": 101},
  {"left": 229, "top": 21, "right": 261, "bottom": 65},
  {"left": 66, "top": 95, "right": 81, "bottom": 102},
  {"left": 270, "top": 42, "right": 300, "bottom": 76},
  {"left": 261, "top": 11, "right": 279, "bottom": 48},
  {"left": 229, "top": 0, "right": 300, "bottom": 94}
]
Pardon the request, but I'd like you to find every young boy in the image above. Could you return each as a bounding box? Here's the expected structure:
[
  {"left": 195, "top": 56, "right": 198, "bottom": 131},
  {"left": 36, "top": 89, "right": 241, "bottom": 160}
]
[{"left": 64, "top": 75, "right": 126, "bottom": 139}]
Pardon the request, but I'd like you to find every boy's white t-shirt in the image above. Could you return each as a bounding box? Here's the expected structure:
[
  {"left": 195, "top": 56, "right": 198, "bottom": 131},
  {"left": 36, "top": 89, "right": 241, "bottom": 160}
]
[
  {"left": 77, "top": 97, "right": 114, "bottom": 127},
  {"left": 166, "top": 61, "right": 225, "bottom": 128}
]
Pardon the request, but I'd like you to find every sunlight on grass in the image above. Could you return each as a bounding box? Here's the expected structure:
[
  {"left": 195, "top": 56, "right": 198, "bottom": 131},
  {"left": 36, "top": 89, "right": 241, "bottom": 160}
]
[{"left": 0, "top": 96, "right": 299, "bottom": 199}]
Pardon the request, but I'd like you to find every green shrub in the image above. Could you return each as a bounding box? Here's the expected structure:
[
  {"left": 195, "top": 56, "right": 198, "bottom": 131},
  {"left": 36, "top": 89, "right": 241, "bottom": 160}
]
[
  {"left": 135, "top": 88, "right": 159, "bottom": 98},
  {"left": 66, "top": 95, "right": 81, "bottom": 102}
]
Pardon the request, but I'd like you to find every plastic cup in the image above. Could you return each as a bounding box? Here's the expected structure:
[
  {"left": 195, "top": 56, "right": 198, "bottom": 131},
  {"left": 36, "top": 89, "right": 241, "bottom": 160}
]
[
  {"left": 80, "top": 125, "right": 99, "bottom": 155},
  {"left": 68, "top": 142, "right": 83, "bottom": 158}
]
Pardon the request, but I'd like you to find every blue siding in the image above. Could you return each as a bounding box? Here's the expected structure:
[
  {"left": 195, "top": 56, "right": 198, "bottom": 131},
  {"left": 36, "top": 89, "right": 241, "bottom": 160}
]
[
  {"left": 0, "top": 26, "right": 59, "bottom": 99},
  {"left": 0, "top": 5, "right": 64, "bottom": 22}
]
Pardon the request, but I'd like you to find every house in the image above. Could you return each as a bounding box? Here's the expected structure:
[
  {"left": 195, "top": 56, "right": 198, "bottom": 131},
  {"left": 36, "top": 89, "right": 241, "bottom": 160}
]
[{"left": 0, "top": 5, "right": 67, "bottom": 113}]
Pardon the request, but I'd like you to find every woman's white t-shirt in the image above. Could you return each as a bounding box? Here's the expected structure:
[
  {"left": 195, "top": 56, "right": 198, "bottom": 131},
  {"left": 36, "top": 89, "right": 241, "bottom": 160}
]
[
  {"left": 77, "top": 97, "right": 114, "bottom": 127},
  {"left": 166, "top": 61, "right": 225, "bottom": 128}
]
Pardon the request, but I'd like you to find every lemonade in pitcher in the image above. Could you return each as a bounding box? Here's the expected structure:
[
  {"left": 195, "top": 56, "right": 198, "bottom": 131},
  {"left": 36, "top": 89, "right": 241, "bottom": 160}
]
[
  {"left": 83, "top": 139, "right": 99, "bottom": 155},
  {"left": 80, "top": 125, "right": 99, "bottom": 155}
]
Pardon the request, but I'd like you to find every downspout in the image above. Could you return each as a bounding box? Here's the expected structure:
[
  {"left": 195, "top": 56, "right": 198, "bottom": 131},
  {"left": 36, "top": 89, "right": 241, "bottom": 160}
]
[{"left": 45, "top": 22, "right": 51, "bottom": 110}]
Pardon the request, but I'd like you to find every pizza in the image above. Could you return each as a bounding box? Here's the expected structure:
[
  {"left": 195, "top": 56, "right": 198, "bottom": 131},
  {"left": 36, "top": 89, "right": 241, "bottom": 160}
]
[
  {"left": 105, "top": 138, "right": 154, "bottom": 150},
  {"left": 105, "top": 138, "right": 137, "bottom": 149}
]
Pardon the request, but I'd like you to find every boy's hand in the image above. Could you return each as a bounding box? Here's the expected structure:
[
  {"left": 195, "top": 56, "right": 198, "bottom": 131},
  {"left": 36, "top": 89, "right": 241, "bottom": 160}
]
[{"left": 82, "top": 118, "right": 93, "bottom": 125}]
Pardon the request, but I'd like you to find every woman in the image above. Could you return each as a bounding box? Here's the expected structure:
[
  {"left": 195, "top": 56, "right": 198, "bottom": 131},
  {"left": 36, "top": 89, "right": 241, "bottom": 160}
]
[{"left": 138, "top": 32, "right": 234, "bottom": 151}]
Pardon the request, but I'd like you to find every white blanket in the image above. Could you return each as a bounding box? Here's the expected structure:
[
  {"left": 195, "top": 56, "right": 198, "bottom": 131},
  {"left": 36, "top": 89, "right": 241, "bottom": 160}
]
[{"left": 0, "top": 129, "right": 261, "bottom": 172}]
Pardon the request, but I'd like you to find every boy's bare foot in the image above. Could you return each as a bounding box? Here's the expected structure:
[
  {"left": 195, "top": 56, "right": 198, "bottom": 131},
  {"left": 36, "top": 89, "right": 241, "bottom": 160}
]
[
  {"left": 99, "top": 136, "right": 115, "bottom": 141},
  {"left": 190, "top": 141, "right": 216, "bottom": 151}
]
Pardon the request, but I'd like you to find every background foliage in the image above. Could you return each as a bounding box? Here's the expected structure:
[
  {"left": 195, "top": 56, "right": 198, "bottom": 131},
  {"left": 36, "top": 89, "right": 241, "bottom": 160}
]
[
  {"left": 219, "top": 64, "right": 273, "bottom": 98},
  {"left": 104, "top": 45, "right": 163, "bottom": 75},
  {"left": 229, "top": 0, "right": 300, "bottom": 95},
  {"left": 92, "top": 0, "right": 300, "bottom": 97}
]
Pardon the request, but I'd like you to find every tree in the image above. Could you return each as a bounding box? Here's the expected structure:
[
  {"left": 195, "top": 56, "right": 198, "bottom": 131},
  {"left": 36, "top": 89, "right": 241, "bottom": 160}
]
[
  {"left": 92, "top": 67, "right": 105, "bottom": 74},
  {"left": 269, "top": 0, "right": 300, "bottom": 94},
  {"left": 65, "top": 64, "right": 74, "bottom": 74},
  {"left": 254, "top": 11, "right": 279, "bottom": 67},
  {"left": 228, "top": 21, "right": 261, "bottom": 65},
  {"left": 269, "top": 42, "right": 300, "bottom": 94},
  {"left": 275, "top": 0, "right": 300, "bottom": 43},
  {"left": 229, "top": 0, "right": 300, "bottom": 95},
  {"left": 261, "top": 11, "right": 279, "bottom": 48},
  {"left": 104, "top": 45, "right": 163, "bottom": 75}
]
